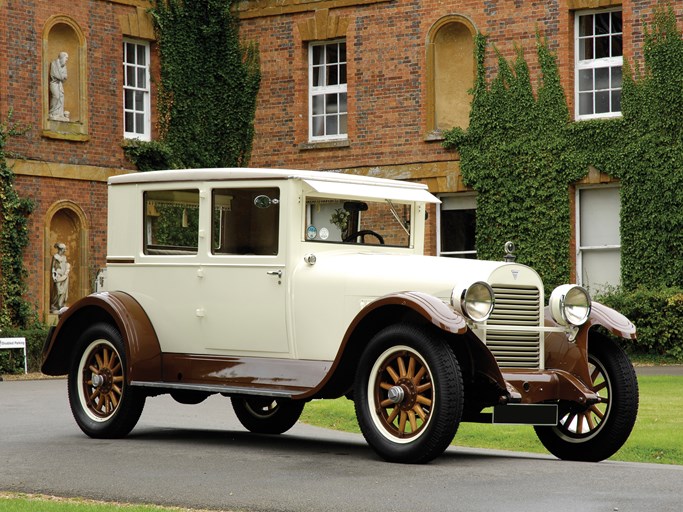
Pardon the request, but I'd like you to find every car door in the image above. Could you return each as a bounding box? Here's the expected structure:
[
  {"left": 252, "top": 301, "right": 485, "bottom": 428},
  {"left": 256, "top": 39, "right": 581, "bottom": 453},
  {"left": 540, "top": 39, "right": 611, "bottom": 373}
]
[{"left": 200, "top": 185, "right": 290, "bottom": 356}]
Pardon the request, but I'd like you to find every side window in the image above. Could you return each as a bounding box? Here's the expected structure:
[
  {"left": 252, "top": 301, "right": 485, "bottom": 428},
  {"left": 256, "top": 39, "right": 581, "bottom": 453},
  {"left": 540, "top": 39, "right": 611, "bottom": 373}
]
[
  {"left": 575, "top": 9, "right": 623, "bottom": 120},
  {"left": 123, "top": 39, "right": 151, "bottom": 140},
  {"left": 144, "top": 190, "right": 199, "bottom": 255},
  {"left": 212, "top": 188, "right": 280, "bottom": 256},
  {"left": 438, "top": 194, "right": 476, "bottom": 258},
  {"left": 309, "top": 40, "right": 347, "bottom": 141}
]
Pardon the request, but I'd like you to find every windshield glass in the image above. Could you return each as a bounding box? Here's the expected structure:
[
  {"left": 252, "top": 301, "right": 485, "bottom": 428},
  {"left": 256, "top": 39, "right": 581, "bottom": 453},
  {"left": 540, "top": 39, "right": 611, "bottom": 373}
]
[{"left": 305, "top": 196, "right": 412, "bottom": 247}]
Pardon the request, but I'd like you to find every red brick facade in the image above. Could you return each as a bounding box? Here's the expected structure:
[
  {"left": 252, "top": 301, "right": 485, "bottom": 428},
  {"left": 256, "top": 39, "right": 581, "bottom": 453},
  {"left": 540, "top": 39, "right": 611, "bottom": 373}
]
[{"left": 1, "top": 0, "right": 157, "bottom": 320}]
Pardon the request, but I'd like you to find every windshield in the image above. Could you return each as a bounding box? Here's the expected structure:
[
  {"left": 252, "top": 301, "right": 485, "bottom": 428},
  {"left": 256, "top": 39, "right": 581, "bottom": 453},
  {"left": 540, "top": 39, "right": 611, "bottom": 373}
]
[{"left": 305, "top": 196, "right": 412, "bottom": 247}]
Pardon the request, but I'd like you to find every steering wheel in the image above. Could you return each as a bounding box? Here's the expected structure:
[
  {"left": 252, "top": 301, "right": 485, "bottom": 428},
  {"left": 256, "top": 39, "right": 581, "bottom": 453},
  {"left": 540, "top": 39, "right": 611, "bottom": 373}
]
[{"left": 343, "top": 230, "right": 385, "bottom": 245}]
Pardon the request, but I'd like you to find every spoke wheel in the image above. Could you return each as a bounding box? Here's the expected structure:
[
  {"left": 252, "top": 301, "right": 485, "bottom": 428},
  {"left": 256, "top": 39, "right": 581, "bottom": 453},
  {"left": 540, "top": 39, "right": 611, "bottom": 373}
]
[
  {"left": 535, "top": 333, "right": 639, "bottom": 462},
  {"left": 232, "top": 396, "right": 305, "bottom": 434},
  {"left": 354, "top": 324, "right": 463, "bottom": 464},
  {"left": 68, "top": 323, "right": 145, "bottom": 438}
]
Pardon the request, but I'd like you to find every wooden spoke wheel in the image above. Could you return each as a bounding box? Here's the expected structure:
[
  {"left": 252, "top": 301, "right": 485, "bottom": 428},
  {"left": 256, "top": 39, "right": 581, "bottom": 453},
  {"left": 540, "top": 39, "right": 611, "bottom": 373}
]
[
  {"left": 535, "top": 333, "right": 639, "bottom": 462},
  {"left": 354, "top": 324, "right": 463, "bottom": 464},
  {"left": 68, "top": 323, "right": 145, "bottom": 438}
]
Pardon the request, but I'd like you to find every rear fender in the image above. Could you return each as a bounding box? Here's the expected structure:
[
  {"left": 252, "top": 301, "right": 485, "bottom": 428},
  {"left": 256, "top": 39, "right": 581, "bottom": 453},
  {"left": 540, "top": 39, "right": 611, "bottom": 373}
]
[{"left": 41, "top": 291, "right": 161, "bottom": 382}]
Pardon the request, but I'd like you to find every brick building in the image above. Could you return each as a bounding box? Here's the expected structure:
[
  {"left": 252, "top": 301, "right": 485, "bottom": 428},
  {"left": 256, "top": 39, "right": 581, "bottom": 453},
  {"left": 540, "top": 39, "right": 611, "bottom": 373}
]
[
  {"left": 1, "top": 0, "right": 157, "bottom": 321},
  {"left": 0, "top": 0, "right": 679, "bottom": 323}
]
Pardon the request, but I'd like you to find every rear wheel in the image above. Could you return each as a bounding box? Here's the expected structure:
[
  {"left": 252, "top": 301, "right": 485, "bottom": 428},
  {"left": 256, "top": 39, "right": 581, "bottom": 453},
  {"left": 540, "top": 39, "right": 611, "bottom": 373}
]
[
  {"left": 67, "top": 323, "right": 145, "bottom": 438},
  {"left": 354, "top": 324, "right": 463, "bottom": 464},
  {"left": 535, "top": 334, "right": 639, "bottom": 461},
  {"left": 231, "top": 397, "right": 305, "bottom": 434}
]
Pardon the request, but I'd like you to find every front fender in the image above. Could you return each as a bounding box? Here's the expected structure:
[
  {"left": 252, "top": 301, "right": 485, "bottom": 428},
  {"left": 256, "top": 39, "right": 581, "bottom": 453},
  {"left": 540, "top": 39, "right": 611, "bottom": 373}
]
[
  {"left": 544, "top": 301, "right": 636, "bottom": 383},
  {"left": 41, "top": 291, "right": 161, "bottom": 382}
]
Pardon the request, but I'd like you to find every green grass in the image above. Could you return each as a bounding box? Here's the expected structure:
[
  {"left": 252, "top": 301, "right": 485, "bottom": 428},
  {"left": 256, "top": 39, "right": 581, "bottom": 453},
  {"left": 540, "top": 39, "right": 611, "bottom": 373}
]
[
  {"left": 0, "top": 493, "right": 215, "bottom": 512},
  {"left": 300, "top": 374, "right": 683, "bottom": 465}
]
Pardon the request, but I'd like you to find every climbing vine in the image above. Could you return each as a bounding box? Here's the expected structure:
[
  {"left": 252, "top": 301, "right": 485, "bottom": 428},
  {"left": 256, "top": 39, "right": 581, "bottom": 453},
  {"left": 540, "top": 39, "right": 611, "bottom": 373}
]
[
  {"left": 444, "top": 6, "right": 683, "bottom": 294},
  {"left": 444, "top": 34, "right": 586, "bottom": 293},
  {"left": 125, "top": 0, "right": 261, "bottom": 171},
  {"left": 0, "top": 112, "right": 36, "bottom": 329}
]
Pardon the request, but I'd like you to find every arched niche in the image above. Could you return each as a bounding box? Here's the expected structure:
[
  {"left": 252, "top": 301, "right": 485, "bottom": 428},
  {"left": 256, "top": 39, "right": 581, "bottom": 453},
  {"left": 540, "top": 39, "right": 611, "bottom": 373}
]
[
  {"left": 44, "top": 201, "right": 90, "bottom": 320},
  {"left": 426, "top": 15, "right": 476, "bottom": 135},
  {"left": 42, "top": 16, "right": 89, "bottom": 140}
]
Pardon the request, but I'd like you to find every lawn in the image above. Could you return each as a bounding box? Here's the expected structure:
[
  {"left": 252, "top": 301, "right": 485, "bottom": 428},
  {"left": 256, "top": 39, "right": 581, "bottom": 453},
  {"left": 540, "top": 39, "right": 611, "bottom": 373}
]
[{"left": 299, "top": 374, "right": 683, "bottom": 465}]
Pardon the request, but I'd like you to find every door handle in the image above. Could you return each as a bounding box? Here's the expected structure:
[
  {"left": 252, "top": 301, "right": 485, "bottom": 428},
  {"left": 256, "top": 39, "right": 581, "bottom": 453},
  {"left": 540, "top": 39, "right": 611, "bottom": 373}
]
[{"left": 267, "top": 270, "right": 283, "bottom": 278}]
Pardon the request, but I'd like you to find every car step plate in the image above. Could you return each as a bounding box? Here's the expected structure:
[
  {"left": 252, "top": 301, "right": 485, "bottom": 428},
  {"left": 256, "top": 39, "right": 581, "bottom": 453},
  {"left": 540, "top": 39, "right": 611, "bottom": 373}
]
[{"left": 492, "top": 404, "right": 558, "bottom": 426}]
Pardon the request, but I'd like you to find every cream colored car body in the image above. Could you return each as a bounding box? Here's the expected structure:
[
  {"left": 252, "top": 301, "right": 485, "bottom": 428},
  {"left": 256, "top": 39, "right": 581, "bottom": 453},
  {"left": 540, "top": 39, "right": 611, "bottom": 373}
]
[{"left": 103, "top": 168, "right": 545, "bottom": 365}]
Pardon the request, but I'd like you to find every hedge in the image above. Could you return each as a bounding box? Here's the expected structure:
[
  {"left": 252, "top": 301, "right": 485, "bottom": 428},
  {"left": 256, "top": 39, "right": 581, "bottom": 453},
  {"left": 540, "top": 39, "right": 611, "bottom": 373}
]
[{"left": 0, "top": 325, "right": 50, "bottom": 374}]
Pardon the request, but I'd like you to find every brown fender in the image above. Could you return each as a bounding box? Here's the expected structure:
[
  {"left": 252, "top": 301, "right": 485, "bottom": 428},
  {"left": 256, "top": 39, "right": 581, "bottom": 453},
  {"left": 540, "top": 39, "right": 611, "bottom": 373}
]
[
  {"left": 301, "top": 291, "right": 481, "bottom": 400},
  {"left": 544, "top": 301, "right": 636, "bottom": 385},
  {"left": 41, "top": 291, "right": 161, "bottom": 382}
]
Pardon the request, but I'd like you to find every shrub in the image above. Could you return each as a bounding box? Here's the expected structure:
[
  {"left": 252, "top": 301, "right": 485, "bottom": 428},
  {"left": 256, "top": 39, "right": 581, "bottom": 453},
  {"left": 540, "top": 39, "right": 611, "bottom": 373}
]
[{"left": 596, "top": 287, "right": 683, "bottom": 359}]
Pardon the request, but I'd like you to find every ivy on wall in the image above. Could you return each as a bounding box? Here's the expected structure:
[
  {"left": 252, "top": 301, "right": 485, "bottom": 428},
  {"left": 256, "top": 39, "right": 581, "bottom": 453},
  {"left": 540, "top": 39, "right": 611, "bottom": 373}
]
[
  {"left": 444, "top": 6, "right": 683, "bottom": 294},
  {"left": 0, "top": 113, "right": 36, "bottom": 329},
  {"left": 126, "top": 0, "right": 261, "bottom": 171},
  {"left": 443, "top": 35, "right": 587, "bottom": 293}
]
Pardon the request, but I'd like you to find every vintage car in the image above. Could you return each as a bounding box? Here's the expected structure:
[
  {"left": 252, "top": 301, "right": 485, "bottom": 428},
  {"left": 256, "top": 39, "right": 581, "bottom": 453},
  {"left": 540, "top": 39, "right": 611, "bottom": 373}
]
[{"left": 42, "top": 168, "right": 639, "bottom": 463}]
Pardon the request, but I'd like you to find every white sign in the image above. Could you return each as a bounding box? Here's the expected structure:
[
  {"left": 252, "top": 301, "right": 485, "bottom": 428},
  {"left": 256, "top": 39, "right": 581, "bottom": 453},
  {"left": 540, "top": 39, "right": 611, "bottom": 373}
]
[{"left": 0, "top": 337, "right": 27, "bottom": 374}]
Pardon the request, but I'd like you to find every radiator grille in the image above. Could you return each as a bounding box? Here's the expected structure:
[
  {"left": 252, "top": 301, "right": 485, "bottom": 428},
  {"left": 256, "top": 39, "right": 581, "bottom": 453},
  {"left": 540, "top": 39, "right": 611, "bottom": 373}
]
[{"left": 486, "top": 285, "right": 542, "bottom": 368}]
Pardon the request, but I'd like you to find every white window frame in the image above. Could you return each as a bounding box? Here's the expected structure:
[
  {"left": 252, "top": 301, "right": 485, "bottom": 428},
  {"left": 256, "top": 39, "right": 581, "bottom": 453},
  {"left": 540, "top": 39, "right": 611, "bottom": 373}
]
[
  {"left": 308, "top": 40, "right": 347, "bottom": 142},
  {"left": 437, "top": 193, "right": 477, "bottom": 258},
  {"left": 576, "top": 184, "right": 621, "bottom": 293},
  {"left": 123, "top": 39, "right": 151, "bottom": 140},
  {"left": 575, "top": 8, "right": 623, "bottom": 120}
]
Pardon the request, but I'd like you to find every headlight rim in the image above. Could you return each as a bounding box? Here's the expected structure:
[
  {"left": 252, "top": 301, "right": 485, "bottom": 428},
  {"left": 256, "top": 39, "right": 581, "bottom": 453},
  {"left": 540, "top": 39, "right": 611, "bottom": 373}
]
[
  {"left": 452, "top": 281, "right": 495, "bottom": 323},
  {"left": 550, "top": 284, "right": 592, "bottom": 327}
]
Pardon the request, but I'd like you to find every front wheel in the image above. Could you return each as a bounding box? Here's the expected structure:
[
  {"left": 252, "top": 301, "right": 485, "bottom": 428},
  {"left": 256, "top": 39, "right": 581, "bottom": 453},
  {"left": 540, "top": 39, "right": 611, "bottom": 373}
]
[
  {"left": 231, "top": 397, "right": 305, "bottom": 434},
  {"left": 535, "top": 334, "right": 639, "bottom": 461},
  {"left": 67, "top": 323, "right": 145, "bottom": 438},
  {"left": 354, "top": 324, "right": 463, "bottom": 464}
]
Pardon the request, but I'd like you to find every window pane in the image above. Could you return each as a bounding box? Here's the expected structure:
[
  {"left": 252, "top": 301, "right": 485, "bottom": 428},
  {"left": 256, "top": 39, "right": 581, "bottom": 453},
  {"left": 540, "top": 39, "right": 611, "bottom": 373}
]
[
  {"left": 339, "top": 113, "right": 347, "bottom": 135},
  {"left": 580, "top": 187, "right": 621, "bottom": 246},
  {"left": 595, "top": 91, "right": 610, "bottom": 113},
  {"left": 313, "top": 45, "right": 324, "bottom": 66},
  {"left": 144, "top": 190, "right": 200, "bottom": 254},
  {"left": 137, "top": 45, "right": 146, "bottom": 66},
  {"left": 326, "top": 44, "right": 339, "bottom": 64},
  {"left": 125, "top": 43, "right": 135, "bottom": 63},
  {"left": 135, "top": 91, "right": 144, "bottom": 110},
  {"left": 125, "top": 112, "right": 134, "bottom": 132},
  {"left": 325, "top": 93, "right": 338, "bottom": 114},
  {"left": 578, "top": 15, "right": 593, "bottom": 37},
  {"left": 312, "top": 95, "right": 324, "bottom": 115},
  {"left": 579, "top": 92, "right": 594, "bottom": 115},
  {"left": 312, "top": 67, "right": 322, "bottom": 87},
  {"left": 581, "top": 250, "right": 621, "bottom": 293},
  {"left": 312, "top": 116, "right": 324, "bottom": 136},
  {"left": 340, "top": 63, "right": 347, "bottom": 84},
  {"left": 611, "top": 66, "right": 623, "bottom": 88},
  {"left": 137, "top": 67, "right": 146, "bottom": 88},
  {"left": 339, "top": 42, "right": 346, "bottom": 63},
  {"left": 612, "top": 35, "right": 623, "bottom": 57},
  {"left": 126, "top": 66, "right": 135, "bottom": 87},
  {"left": 579, "top": 39, "right": 593, "bottom": 61},
  {"left": 595, "top": 35, "right": 610, "bottom": 59},
  {"left": 595, "top": 67, "right": 609, "bottom": 90},
  {"left": 326, "top": 115, "right": 338, "bottom": 135},
  {"left": 339, "top": 93, "right": 347, "bottom": 114},
  {"left": 611, "top": 11, "right": 622, "bottom": 33},
  {"left": 595, "top": 13, "right": 610, "bottom": 35},
  {"left": 328, "top": 65, "right": 339, "bottom": 86},
  {"left": 612, "top": 90, "right": 622, "bottom": 112},
  {"left": 125, "top": 89, "right": 134, "bottom": 109},
  {"left": 440, "top": 209, "right": 476, "bottom": 254},
  {"left": 579, "top": 69, "right": 593, "bottom": 91},
  {"left": 135, "top": 114, "right": 144, "bottom": 133}
]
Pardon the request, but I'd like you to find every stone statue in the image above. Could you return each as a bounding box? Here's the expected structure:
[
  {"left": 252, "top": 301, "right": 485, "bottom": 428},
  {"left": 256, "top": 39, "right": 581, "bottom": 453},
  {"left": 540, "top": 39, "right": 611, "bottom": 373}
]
[
  {"left": 50, "top": 243, "right": 71, "bottom": 312},
  {"left": 49, "top": 52, "right": 70, "bottom": 121}
]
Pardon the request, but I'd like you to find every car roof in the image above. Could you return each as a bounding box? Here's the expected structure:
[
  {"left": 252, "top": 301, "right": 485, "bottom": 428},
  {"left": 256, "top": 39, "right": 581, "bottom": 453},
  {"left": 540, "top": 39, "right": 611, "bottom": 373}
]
[{"left": 108, "top": 168, "right": 440, "bottom": 203}]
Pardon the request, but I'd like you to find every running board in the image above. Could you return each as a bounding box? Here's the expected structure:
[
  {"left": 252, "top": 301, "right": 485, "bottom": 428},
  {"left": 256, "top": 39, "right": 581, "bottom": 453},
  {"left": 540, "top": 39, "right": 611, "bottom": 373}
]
[{"left": 130, "top": 380, "right": 295, "bottom": 398}]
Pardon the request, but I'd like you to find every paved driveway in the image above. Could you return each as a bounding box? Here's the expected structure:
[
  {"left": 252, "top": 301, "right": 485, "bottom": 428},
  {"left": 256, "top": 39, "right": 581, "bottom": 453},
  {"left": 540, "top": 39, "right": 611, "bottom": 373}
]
[{"left": 1, "top": 378, "right": 682, "bottom": 512}]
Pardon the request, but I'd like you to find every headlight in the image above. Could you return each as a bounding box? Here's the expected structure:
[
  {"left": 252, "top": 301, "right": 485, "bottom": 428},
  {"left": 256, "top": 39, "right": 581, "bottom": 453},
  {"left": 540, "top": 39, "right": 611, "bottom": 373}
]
[
  {"left": 452, "top": 281, "right": 495, "bottom": 322},
  {"left": 549, "top": 285, "right": 591, "bottom": 326}
]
